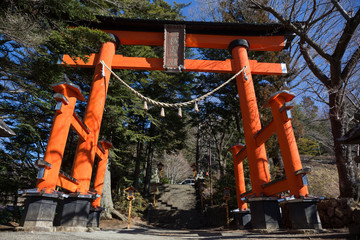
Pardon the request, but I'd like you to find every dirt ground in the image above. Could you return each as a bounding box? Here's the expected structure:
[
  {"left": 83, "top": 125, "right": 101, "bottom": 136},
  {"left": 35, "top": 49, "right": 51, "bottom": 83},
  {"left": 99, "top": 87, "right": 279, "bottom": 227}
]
[{"left": 0, "top": 218, "right": 355, "bottom": 240}]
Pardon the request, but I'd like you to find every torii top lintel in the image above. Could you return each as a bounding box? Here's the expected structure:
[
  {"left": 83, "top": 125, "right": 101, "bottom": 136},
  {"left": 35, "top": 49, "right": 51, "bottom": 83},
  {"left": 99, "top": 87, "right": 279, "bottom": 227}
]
[{"left": 75, "top": 16, "right": 294, "bottom": 51}]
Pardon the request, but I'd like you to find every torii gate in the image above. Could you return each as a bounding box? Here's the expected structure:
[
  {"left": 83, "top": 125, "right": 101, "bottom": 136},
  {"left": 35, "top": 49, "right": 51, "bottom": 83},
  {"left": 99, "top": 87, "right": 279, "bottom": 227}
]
[{"left": 20, "top": 17, "right": 321, "bottom": 231}]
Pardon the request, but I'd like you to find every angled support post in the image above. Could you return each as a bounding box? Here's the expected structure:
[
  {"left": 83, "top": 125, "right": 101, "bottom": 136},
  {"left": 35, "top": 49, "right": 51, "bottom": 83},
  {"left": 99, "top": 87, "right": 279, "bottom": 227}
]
[
  {"left": 87, "top": 141, "right": 113, "bottom": 228},
  {"left": 92, "top": 140, "right": 114, "bottom": 208},
  {"left": 20, "top": 82, "right": 85, "bottom": 231},
  {"left": 71, "top": 34, "right": 120, "bottom": 194},
  {"left": 264, "top": 90, "right": 321, "bottom": 230},
  {"left": 37, "top": 82, "right": 85, "bottom": 193},
  {"left": 264, "top": 90, "right": 309, "bottom": 197},
  {"left": 229, "top": 39, "right": 271, "bottom": 196},
  {"left": 229, "top": 144, "right": 248, "bottom": 211}
]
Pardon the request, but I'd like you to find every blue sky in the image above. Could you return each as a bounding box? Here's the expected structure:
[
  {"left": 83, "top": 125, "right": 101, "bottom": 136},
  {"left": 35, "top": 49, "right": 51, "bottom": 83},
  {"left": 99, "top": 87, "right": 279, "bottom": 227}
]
[{"left": 165, "top": 0, "right": 200, "bottom": 20}]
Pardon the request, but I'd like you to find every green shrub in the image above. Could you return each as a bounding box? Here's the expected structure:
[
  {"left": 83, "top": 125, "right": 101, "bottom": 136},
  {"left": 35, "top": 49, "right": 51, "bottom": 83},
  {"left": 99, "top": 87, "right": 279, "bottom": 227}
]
[{"left": 114, "top": 192, "right": 148, "bottom": 218}]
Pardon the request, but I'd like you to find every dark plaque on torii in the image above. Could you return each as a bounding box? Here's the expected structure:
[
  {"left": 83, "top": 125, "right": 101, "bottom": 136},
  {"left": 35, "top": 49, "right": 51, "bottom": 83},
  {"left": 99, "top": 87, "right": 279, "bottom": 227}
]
[{"left": 163, "top": 24, "right": 185, "bottom": 73}]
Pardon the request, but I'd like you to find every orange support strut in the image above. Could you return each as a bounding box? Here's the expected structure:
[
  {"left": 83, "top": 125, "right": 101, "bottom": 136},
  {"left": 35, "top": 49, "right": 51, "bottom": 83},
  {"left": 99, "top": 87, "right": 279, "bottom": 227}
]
[
  {"left": 92, "top": 141, "right": 114, "bottom": 208},
  {"left": 266, "top": 91, "right": 309, "bottom": 197},
  {"left": 71, "top": 35, "right": 118, "bottom": 193},
  {"left": 230, "top": 40, "right": 271, "bottom": 196},
  {"left": 37, "top": 83, "right": 85, "bottom": 193},
  {"left": 229, "top": 144, "right": 248, "bottom": 211}
]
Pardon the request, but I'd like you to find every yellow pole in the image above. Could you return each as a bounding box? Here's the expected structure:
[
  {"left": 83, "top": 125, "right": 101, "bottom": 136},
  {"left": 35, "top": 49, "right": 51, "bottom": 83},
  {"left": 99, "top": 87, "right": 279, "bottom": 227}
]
[
  {"left": 153, "top": 193, "right": 156, "bottom": 207},
  {"left": 127, "top": 199, "right": 132, "bottom": 229},
  {"left": 226, "top": 199, "right": 229, "bottom": 227},
  {"left": 193, "top": 171, "right": 196, "bottom": 183}
]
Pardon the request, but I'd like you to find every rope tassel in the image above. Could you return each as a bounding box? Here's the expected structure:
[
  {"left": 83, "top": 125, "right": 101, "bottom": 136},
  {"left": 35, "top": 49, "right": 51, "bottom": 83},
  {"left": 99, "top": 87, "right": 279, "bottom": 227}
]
[
  {"left": 101, "top": 61, "right": 106, "bottom": 77},
  {"left": 243, "top": 71, "right": 248, "bottom": 81},
  {"left": 160, "top": 107, "right": 165, "bottom": 117},
  {"left": 178, "top": 107, "right": 182, "bottom": 118},
  {"left": 143, "top": 101, "right": 148, "bottom": 111},
  {"left": 194, "top": 102, "right": 199, "bottom": 112}
]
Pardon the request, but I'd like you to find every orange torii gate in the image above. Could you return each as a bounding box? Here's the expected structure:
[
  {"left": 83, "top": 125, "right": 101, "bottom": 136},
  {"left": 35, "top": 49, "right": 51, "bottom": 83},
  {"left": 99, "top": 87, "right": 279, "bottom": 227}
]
[{"left": 20, "top": 17, "right": 321, "bottom": 231}]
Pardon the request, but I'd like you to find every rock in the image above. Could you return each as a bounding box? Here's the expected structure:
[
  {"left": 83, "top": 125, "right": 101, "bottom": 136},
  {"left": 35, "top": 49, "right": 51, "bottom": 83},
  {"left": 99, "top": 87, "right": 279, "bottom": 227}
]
[
  {"left": 339, "top": 198, "right": 348, "bottom": 207},
  {"left": 334, "top": 207, "right": 344, "bottom": 219},
  {"left": 333, "top": 217, "right": 344, "bottom": 228},
  {"left": 330, "top": 199, "right": 338, "bottom": 208},
  {"left": 344, "top": 205, "right": 353, "bottom": 217},
  {"left": 349, "top": 223, "right": 360, "bottom": 236},
  {"left": 9, "top": 222, "right": 19, "bottom": 227},
  {"left": 327, "top": 207, "right": 335, "bottom": 217},
  {"left": 353, "top": 209, "right": 360, "bottom": 223}
]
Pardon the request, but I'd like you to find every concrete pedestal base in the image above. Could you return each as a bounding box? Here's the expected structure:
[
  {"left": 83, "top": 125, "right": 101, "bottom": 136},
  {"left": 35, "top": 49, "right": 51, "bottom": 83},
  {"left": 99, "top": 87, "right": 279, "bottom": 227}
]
[
  {"left": 233, "top": 210, "right": 251, "bottom": 229},
  {"left": 87, "top": 207, "right": 103, "bottom": 227},
  {"left": 20, "top": 195, "right": 58, "bottom": 231},
  {"left": 286, "top": 199, "right": 322, "bottom": 229},
  {"left": 54, "top": 195, "right": 91, "bottom": 228},
  {"left": 248, "top": 198, "right": 281, "bottom": 229}
]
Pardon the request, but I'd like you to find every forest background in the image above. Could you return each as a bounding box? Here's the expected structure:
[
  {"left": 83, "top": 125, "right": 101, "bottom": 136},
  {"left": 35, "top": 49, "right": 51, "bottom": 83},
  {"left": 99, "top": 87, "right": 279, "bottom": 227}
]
[{"left": 0, "top": 0, "right": 359, "bottom": 221}]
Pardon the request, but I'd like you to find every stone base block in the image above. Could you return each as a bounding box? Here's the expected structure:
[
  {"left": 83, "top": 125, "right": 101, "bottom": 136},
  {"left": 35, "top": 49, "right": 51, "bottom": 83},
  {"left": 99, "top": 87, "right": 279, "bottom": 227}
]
[
  {"left": 233, "top": 210, "right": 251, "bottom": 229},
  {"left": 20, "top": 196, "right": 58, "bottom": 228},
  {"left": 87, "top": 207, "right": 103, "bottom": 227},
  {"left": 287, "top": 199, "right": 322, "bottom": 229},
  {"left": 54, "top": 197, "right": 91, "bottom": 227},
  {"left": 249, "top": 198, "right": 281, "bottom": 229}
]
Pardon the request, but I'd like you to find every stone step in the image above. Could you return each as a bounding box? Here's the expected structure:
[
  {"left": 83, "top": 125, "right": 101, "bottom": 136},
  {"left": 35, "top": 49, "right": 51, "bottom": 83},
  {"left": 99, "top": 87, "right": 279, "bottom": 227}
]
[{"left": 148, "top": 184, "right": 207, "bottom": 229}]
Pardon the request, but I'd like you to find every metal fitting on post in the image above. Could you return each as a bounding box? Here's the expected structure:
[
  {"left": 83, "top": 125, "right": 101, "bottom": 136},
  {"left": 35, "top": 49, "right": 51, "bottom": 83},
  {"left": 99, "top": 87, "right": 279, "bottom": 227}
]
[
  {"left": 107, "top": 33, "right": 120, "bottom": 50},
  {"left": 228, "top": 39, "right": 250, "bottom": 53}
]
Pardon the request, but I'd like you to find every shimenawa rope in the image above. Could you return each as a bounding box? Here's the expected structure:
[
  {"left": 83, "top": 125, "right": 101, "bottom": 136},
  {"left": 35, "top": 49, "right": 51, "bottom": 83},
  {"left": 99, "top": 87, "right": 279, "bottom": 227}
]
[{"left": 100, "top": 60, "right": 247, "bottom": 116}]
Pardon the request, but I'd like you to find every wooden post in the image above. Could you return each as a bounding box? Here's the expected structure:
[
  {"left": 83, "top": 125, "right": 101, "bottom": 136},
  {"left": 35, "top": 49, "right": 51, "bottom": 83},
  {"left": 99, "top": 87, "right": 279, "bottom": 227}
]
[
  {"left": 226, "top": 199, "right": 229, "bottom": 227},
  {"left": 125, "top": 186, "right": 136, "bottom": 229},
  {"left": 153, "top": 193, "right": 156, "bottom": 207},
  {"left": 127, "top": 199, "right": 132, "bottom": 229}
]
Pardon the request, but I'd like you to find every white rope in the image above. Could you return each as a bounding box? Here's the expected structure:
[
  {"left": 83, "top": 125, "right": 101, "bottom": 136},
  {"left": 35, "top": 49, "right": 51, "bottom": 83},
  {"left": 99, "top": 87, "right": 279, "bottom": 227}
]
[{"left": 100, "top": 60, "right": 246, "bottom": 109}]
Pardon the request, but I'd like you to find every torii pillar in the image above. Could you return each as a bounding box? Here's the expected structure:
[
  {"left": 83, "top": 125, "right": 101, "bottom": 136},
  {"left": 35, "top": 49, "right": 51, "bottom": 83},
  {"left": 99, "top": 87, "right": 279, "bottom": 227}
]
[
  {"left": 229, "top": 39, "right": 271, "bottom": 194},
  {"left": 71, "top": 34, "right": 119, "bottom": 193},
  {"left": 230, "top": 39, "right": 280, "bottom": 229}
]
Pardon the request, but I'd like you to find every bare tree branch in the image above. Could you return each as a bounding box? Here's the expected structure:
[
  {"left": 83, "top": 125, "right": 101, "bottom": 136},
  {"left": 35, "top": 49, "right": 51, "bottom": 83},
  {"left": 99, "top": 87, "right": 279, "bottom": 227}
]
[
  {"left": 304, "top": 0, "right": 317, "bottom": 31},
  {"left": 307, "top": 7, "right": 335, "bottom": 29},
  {"left": 288, "top": 0, "right": 296, "bottom": 20},
  {"left": 248, "top": 0, "right": 333, "bottom": 61},
  {"left": 330, "top": 0, "right": 351, "bottom": 21},
  {"left": 333, "top": 8, "right": 360, "bottom": 60},
  {"left": 341, "top": 46, "right": 360, "bottom": 79},
  {"left": 299, "top": 41, "right": 331, "bottom": 88}
]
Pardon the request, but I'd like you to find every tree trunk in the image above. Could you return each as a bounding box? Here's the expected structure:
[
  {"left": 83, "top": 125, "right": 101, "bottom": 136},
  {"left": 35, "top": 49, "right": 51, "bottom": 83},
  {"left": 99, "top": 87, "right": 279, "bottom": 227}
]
[
  {"left": 143, "top": 141, "right": 153, "bottom": 196},
  {"left": 329, "top": 90, "right": 360, "bottom": 200},
  {"left": 133, "top": 140, "right": 143, "bottom": 189},
  {"left": 100, "top": 160, "right": 113, "bottom": 219},
  {"left": 217, "top": 148, "right": 225, "bottom": 178},
  {"left": 100, "top": 159, "right": 127, "bottom": 221},
  {"left": 195, "top": 123, "right": 200, "bottom": 173}
]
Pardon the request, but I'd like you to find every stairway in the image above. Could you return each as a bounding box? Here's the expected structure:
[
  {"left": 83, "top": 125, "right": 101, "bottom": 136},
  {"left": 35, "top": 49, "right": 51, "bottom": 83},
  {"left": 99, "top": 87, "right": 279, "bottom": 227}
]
[{"left": 148, "top": 184, "right": 207, "bottom": 229}]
